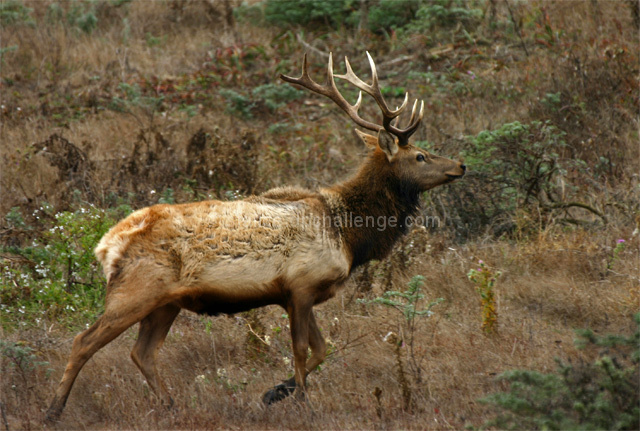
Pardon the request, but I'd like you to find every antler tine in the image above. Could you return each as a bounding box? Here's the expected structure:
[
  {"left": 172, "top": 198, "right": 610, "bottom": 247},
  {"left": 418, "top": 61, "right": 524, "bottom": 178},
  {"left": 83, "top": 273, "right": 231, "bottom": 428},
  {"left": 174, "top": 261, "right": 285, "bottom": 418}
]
[
  {"left": 336, "top": 52, "right": 408, "bottom": 118},
  {"left": 280, "top": 53, "right": 381, "bottom": 133},
  {"left": 354, "top": 90, "right": 363, "bottom": 111},
  {"left": 281, "top": 52, "right": 426, "bottom": 146},
  {"left": 396, "top": 100, "right": 425, "bottom": 141}
]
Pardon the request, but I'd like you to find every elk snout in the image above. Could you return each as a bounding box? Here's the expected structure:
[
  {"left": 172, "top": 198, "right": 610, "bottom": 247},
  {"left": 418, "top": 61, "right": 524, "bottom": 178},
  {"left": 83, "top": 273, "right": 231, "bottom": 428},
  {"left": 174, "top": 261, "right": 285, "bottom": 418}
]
[{"left": 445, "top": 162, "right": 466, "bottom": 180}]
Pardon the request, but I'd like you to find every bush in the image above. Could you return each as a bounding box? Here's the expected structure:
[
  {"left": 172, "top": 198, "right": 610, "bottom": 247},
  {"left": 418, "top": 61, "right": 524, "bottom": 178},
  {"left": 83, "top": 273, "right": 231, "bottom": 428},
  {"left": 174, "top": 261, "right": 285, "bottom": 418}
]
[
  {"left": 427, "top": 120, "right": 602, "bottom": 239},
  {"left": 221, "top": 84, "right": 303, "bottom": 118},
  {"left": 264, "top": 0, "right": 351, "bottom": 29},
  {"left": 0, "top": 0, "right": 34, "bottom": 27},
  {"left": 359, "top": 275, "right": 443, "bottom": 411},
  {"left": 407, "top": 0, "right": 482, "bottom": 31},
  {"left": 263, "top": 0, "right": 422, "bottom": 33},
  {"left": 46, "top": 1, "right": 99, "bottom": 34},
  {"left": 481, "top": 313, "right": 640, "bottom": 430},
  {"left": 0, "top": 202, "right": 131, "bottom": 330},
  {"left": 366, "top": 0, "right": 421, "bottom": 33}
]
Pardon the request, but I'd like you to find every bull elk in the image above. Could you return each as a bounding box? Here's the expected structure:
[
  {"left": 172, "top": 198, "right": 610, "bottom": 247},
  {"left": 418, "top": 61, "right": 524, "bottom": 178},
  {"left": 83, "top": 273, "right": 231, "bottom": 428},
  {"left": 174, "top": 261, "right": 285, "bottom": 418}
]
[{"left": 46, "top": 52, "right": 465, "bottom": 421}]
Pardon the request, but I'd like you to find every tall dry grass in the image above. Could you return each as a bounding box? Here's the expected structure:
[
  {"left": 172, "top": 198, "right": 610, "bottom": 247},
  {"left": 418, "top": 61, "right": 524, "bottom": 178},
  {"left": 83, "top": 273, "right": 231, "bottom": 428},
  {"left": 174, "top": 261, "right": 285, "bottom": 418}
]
[{"left": 3, "top": 231, "right": 637, "bottom": 429}]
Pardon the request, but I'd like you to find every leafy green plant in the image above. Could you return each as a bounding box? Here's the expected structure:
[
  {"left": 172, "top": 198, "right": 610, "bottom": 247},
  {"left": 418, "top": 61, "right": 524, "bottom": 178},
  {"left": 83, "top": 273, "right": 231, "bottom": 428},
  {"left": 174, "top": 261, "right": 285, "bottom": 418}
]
[
  {"left": 402, "top": 0, "right": 482, "bottom": 33},
  {"left": 145, "top": 32, "right": 166, "bottom": 48},
  {"left": 606, "top": 239, "right": 626, "bottom": 272},
  {"left": 109, "top": 82, "right": 164, "bottom": 128},
  {"left": 366, "top": 0, "right": 421, "bottom": 33},
  {"left": 541, "top": 92, "right": 562, "bottom": 110},
  {"left": 0, "top": 45, "right": 18, "bottom": 64},
  {"left": 463, "top": 121, "right": 566, "bottom": 214},
  {"left": 482, "top": 313, "right": 640, "bottom": 430},
  {"left": 1, "top": 340, "right": 51, "bottom": 380},
  {"left": 158, "top": 187, "right": 175, "bottom": 204},
  {"left": 263, "top": 0, "right": 423, "bottom": 33},
  {"left": 1, "top": 339, "right": 53, "bottom": 412},
  {"left": 467, "top": 260, "right": 500, "bottom": 334},
  {"left": 220, "top": 84, "right": 303, "bottom": 119},
  {"left": 362, "top": 275, "right": 441, "bottom": 323},
  {"left": 5, "top": 206, "right": 27, "bottom": 229},
  {"left": 0, "top": 0, "right": 34, "bottom": 27},
  {"left": 359, "top": 275, "right": 443, "bottom": 411},
  {"left": 0, "top": 202, "right": 132, "bottom": 330},
  {"left": 431, "top": 120, "right": 602, "bottom": 239},
  {"left": 233, "top": 1, "right": 265, "bottom": 26},
  {"left": 46, "top": 1, "right": 99, "bottom": 34},
  {"left": 219, "top": 88, "right": 255, "bottom": 119},
  {"left": 251, "top": 83, "right": 303, "bottom": 112},
  {"left": 264, "top": 0, "right": 351, "bottom": 30}
]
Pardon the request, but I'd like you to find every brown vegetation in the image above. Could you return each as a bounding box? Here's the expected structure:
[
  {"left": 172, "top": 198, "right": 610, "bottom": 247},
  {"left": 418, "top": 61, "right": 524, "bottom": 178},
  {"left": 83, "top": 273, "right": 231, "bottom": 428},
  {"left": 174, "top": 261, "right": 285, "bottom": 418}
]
[{"left": 1, "top": 0, "right": 638, "bottom": 429}]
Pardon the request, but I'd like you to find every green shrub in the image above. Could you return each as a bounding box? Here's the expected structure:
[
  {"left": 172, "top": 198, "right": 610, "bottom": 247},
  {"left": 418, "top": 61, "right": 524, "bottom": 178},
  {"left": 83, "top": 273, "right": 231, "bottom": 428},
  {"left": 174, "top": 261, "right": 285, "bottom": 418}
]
[
  {"left": 262, "top": 0, "right": 422, "bottom": 33},
  {"left": 427, "top": 120, "right": 598, "bottom": 238},
  {"left": 0, "top": 0, "right": 34, "bottom": 27},
  {"left": 234, "top": 1, "right": 268, "bottom": 26},
  {"left": 221, "top": 84, "right": 303, "bottom": 118},
  {"left": 482, "top": 313, "right": 640, "bottom": 430},
  {"left": 251, "top": 83, "right": 304, "bottom": 111},
  {"left": 404, "top": 0, "right": 482, "bottom": 33},
  {"left": 264, "top": 0, "right": 350, "bottom": 30},
  {"left": 366, "top": 0, "right": 421, "bottom": 33},
  {"left": 108, "top": 82, "right": 164, "bottom": 128},
  {"left": 467, "top": 260, "right": 500, "bottom": 334},
  {"left": 0, "top": 340, "right": 51, "bottom": 377},
  {"left": 220, "top": 88, "right": 255, "bottom": 119},
  {"left": 46, "top": 1, "right": 100, "bottom": 34},
  {"left": 0, "top": 202, "right": 132, "bottom": 330},
  {"left": 359, "top": 275, "right": 443, "bottom": 411}
]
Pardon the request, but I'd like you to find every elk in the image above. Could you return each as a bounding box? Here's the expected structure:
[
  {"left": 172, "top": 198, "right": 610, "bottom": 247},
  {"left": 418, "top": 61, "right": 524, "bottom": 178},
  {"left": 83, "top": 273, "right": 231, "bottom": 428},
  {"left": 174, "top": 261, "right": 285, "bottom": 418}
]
[{"left": 46, "top": 52, "right": 465, "bottom": 421}]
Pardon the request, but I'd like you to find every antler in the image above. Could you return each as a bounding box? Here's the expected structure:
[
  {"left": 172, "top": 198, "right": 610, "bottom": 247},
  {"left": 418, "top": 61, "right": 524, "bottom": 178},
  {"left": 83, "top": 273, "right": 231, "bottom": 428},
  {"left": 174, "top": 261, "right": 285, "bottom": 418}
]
[{"left": 280, "top": 51, "right": 424, "bottom": 146}]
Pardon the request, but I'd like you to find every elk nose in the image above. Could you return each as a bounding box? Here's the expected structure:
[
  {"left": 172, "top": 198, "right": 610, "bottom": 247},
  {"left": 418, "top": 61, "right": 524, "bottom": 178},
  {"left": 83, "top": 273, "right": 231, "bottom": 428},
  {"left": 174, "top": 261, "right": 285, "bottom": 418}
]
[{"left": 460, "top": 163, "right": 466, "bottom": 171}]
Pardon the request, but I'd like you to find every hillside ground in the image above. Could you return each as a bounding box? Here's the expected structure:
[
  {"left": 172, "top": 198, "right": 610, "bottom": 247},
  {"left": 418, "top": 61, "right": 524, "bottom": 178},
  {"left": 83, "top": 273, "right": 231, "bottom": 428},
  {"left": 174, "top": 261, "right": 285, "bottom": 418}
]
[{"left": 1, "top": 1, "right": 638, "bottom": 429}]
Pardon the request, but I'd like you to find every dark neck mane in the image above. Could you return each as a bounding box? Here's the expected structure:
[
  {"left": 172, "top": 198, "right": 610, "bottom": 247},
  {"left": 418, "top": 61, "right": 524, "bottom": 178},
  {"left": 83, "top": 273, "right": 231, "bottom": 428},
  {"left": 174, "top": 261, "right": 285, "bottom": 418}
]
[{"left": 327, "top": 149, "right": 421, "bottom": 270}]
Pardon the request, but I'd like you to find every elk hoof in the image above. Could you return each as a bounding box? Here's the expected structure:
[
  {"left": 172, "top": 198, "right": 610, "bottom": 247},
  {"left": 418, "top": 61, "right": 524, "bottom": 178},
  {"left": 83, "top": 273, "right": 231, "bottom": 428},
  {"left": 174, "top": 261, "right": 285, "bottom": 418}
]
[
  {"left": 161, "top": 396, "right": 175, "bottom": 410},
  {"left": 262, "top": 381, "right": 296, "bottom": 405},
  {"left": 44, "top": 408, "right": 62, "bottom": 423}
]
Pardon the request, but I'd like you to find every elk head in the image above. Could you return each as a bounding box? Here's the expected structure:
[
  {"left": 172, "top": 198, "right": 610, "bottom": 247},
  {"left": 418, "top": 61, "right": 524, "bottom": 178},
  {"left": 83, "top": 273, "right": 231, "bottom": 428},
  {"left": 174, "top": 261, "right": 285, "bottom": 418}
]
[{"left": 280, "top": 51, "right": 466, "bottom": 192}]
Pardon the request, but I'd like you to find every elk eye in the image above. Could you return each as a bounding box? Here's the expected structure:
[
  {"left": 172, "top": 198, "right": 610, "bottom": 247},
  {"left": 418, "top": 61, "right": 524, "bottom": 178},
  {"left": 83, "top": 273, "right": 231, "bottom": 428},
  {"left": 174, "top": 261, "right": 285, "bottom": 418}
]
[{"left": 416, "top": 154, "right": 426, "bottom": 162}]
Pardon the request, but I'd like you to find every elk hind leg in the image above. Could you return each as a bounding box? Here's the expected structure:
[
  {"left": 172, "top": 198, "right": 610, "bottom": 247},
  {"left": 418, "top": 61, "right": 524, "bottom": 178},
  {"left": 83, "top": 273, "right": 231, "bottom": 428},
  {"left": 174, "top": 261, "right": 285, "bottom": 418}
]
[
  {"left": 131, "top": 303, "right": 180, "bottom": 407},
  {"left": 46, "top": 289, "right": 164, "bottom": 422}
]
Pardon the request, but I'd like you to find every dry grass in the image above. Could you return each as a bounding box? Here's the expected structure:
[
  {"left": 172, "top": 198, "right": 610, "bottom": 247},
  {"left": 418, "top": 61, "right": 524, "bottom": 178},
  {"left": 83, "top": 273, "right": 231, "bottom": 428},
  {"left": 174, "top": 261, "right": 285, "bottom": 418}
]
[
  {"left": 1, "top": 0, "right": 638, "bottom": 429},
  {"left": 3, "top": 231, "right": 637, "bottom": 429}
]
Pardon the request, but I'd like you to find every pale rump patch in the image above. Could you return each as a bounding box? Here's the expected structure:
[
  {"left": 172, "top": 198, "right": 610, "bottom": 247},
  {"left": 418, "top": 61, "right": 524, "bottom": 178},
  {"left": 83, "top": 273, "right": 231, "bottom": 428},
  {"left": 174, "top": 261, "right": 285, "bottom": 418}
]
[{"left": 94, "top": 208, "right": 150, "bottom": 283}]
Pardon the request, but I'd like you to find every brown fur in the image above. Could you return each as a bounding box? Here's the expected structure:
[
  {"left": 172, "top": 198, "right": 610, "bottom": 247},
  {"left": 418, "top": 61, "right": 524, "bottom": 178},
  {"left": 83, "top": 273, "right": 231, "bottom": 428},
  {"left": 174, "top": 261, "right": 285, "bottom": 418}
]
[{"left": 46, "top": 65, "right": 465, "bottom": 422}]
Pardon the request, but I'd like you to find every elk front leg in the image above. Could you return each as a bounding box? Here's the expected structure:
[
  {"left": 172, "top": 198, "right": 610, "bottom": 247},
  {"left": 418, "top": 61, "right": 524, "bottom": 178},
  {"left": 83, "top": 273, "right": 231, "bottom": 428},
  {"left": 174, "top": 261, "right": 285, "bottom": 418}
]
[{"left": 262, "top": 308, "right": 327, "bottom": 405}]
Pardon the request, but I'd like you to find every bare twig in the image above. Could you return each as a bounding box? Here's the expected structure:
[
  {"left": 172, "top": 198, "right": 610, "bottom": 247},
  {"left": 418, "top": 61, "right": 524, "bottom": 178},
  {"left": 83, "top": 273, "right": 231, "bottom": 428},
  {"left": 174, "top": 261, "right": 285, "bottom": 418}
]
[
  {"left": 505, "top": 0, "right": 529, "bottom": 57},
  {"left": 245, "top": 321, "right": 270, "bottom": 346},
  {"left": 545, "top": 201, "right": 608, "bottom": 224},
  {"left": 295, "top": 33, "right": 330, "bottom": 59},
  {"left": 378, "top": 55, "right": 416, "bottom": 69},
  {"left": 0, "top": 402, "right": 8, "bottom": 431}
]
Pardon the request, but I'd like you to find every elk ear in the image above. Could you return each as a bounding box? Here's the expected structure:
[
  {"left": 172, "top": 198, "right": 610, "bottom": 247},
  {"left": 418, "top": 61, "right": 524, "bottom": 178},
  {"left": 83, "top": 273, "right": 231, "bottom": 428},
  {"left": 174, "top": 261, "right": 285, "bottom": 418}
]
[
  {"left": 355, "top": 129, "right": 378, "bottom": 150},
  {"left": 377, "top": 129, "right": 399, "bottom": 161}
]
